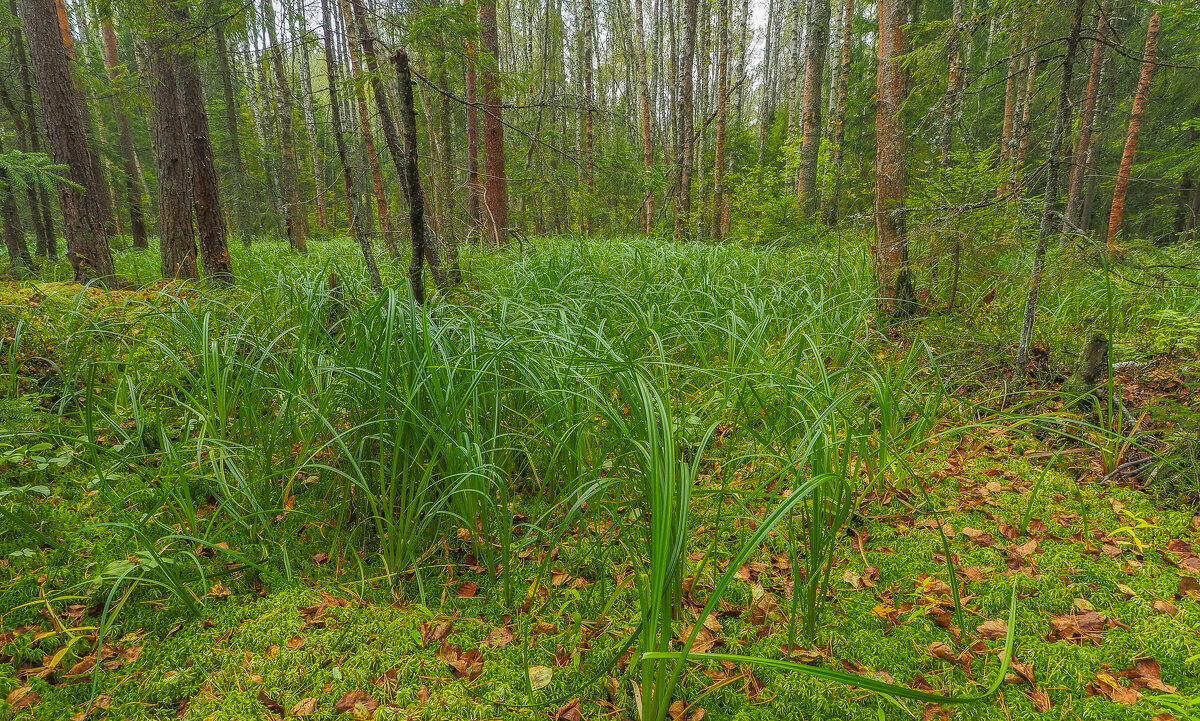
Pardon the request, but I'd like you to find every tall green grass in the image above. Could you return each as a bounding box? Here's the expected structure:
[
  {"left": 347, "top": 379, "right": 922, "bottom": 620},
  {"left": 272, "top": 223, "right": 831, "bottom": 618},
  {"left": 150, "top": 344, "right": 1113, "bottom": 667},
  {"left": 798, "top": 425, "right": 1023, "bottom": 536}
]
[{"left": 4, "top": 234, "right": 1192, "bottom": 715}]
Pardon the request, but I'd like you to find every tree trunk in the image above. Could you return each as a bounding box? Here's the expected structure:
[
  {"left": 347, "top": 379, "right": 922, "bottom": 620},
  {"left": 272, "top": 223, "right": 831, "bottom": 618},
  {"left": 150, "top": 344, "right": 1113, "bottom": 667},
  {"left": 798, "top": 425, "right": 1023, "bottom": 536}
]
[
  {"left": 756, "top": 0, "right": 777, "bottom": 167},
  {"left": 479, "top": 0, "right": 510, "bottom": 246},
  {"left": 148, "top": 46, "right": 198, "bottom": 281},
  {"left": 437, "top": 65, "right": 459, "bottom": 283},
  {"left": 214, "top": 23, "right": 249, "bottom": 243},
  {"left": 52, "top": 0, "right": 117, "bottom": 239},
  {"left": 1013, "top": 45, "right": 1038, "bottom": 187},
  {"left": 347, "top": 0, "right": 445, "bottom": 292},
  {"left": 391, "top": 48, "right": 430, "bottom": 305},
  {"left": 797, "top": 0, "right": 830, "bottom": 215},
  {"left": 711, "top": 0, "right": 730, "bottom": 238},
  {"left": 938, "top": 0, "right": 964, "bottom": 166},
  {"left": 100, "top": 19, "right": 148, "bottom": 250},
  {"left": 8, "top": 0, "right": 55, "bottom": 258},
  {"left": 1015, "top": 0, "right": 1084, "bottom": 373},
  {"left": 1106, "top": 7, "right": 1162, "bottom": 245},
  {"left": 997, "top": 29, "right": 1021, "bottom": 193},
  {"left": 0, "top": 75, "right": 50, "bottom": 259},
  {"left": 174, "top": 39, "right": 234, "bottom": 284},
  {"left": 464, "top": 43, "right": 483, "bottom": 233},
  {"left": 1064, "top": 0, "right": 1108, "bottom": 231},
  {"left": 18, "top": 0, "right": 115, "bottom": 284},
  {"left": 580, "top": 0, "right": 595, "bottom": 234},
  {"left": 0, "top": 138, "right": 35, "bottom": 273},
  {"left": 674, "top": 0, "right": 698, "bottom": 239},
  {"left": 338, "top": 0, "right": 397, "bottom": 258},
  {"left": 261, "top": 0, "right": 308, "bottom": 252},
  {"left": 824, "top": 0, "right": 852, "bottom": 225},
  {"left": 633, "top": 0, "right": 654, "bottom": 233},
  {"left": 297, "top": 11, "right": 328, "bottom": 231},
  {"left": 873, "top": 0, "right": 915, "bottom": 318},
  {"left": 321, "top": 0, "right": 381, "bottom": 292}
]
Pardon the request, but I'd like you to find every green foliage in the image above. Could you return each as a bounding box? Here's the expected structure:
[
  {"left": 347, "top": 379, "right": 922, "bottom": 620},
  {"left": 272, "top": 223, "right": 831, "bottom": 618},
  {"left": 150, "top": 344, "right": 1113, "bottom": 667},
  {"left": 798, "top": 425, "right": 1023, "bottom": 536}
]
[{"left": 0, "top": 150, "right": 80, "bottom": 193}]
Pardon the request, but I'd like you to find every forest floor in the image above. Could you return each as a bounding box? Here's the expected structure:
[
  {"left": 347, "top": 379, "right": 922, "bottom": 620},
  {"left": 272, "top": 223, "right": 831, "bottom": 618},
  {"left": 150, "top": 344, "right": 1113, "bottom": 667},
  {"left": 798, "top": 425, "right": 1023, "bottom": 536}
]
[{"left": 1, "top": 236, "right": 1198, "bottom": 721}]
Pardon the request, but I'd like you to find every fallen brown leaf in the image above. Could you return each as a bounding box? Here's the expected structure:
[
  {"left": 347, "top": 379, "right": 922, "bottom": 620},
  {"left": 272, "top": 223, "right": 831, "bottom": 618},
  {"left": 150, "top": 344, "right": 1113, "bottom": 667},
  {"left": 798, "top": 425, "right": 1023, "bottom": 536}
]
[
  {"left": 334, "top": 689, "right": 379, "bottom": 718},
  {"left": 976, "top": 619, "right": 1008, "bottom": 640},
  {"left": 257, "top": 690, "right": 285, "bottom": 714},
  {"left": 290, "top": 697, "right": 317, "bottom": 716},
  {"left": 1026, "top": 686, "right": 1052, "bottom": 712},
  {"left": 487, "top": 626, "right": 515, "bottom": 646},
  {"left": 1086, "top": 673, "right": 1139, "bottom": 706},
  {"left": 554, "top": 698, "right": 583, "bottom": 721},
  {"left": 438, "top": 641, "right": 484, "bottom": 681},
  {"left": 962, "top": 528, "right": 995, "bottom": 547}
]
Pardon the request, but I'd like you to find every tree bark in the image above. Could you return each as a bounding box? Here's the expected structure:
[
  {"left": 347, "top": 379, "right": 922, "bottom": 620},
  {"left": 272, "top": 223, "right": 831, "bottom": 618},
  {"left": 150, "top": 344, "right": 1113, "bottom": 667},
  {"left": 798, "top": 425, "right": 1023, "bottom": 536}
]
[
  {"left": 580, "top": 0, "right": 595, "bottom": 234},
  {"left": 346, "top": 0, "right": 445, "bottom": 293},
  {"left": 338, "top": 0, "right": 397, "bottom": 258},
  {"left": 174, "top": 39, "right": 234, "bottom": 284},
  {"left": 997, "top": 27, "right": 1021, "bottom": 192},
  {"left": 797, "top": 0, "right": 830, "bottom": 215},
  {"left": 674, "top": 0, "right": 698, "bottom": 239},
  {"left": 8, "top": 0, "right": 55, "bottom": 258},
  {"left": 633, "top": 0, "right": 654, "bottom": 233},
  {"left": 296, "top": 10, "right": 328, "bottom": 231},
  {"left": 1106, "top": 6, "right": 1162, "bottom": 245},
  {"left": 100, "top": 19, "right": 148, "bottom": 250},
  {"left": 824, "top": 0, "right": 852, "bottom": 224},
  {"left": 52, "top": 0, "right": 117, "bottom": 239},
  {"left": 321, "top": 0, "right": 381, "bottom": 292},
  {"left": 261, "top": 0, "right": 309, "bottom": 252},
  {"left": 391, "top": 48, "right": 430, "bottom": 305},
  {"left": 464, "top": 43, "right": 483, "bottom": 233},
  {"left": 1064, "top": 0, "right": 1108, "bottom": 231},
  {"left": 1013, "top": 45, "right": 1038, "bottom": 188},
  {"left": 873, "top": 0, "right": 915, "bottom": 318},
  {"left": 0, "top": 75, "right": 49, "bottom": 259},
  {"left": 756, "top": 0, "right": 777, "bottom": 167},
  {"left": 938, "top": 0, "right": 964, "bottom": 166},
  {"left": 148, "top": 46, "right": 198, "bottom": 281},
  {"left": 711, "top": 0, "right": 730, "bottom": 238},
  {"left": 1015, "top": 0, "right": 1084, "bottom": 373},
  {"left": 213, "top": 23, "right": 249, "bottom": 243},
  {"left": 479, "top": 0, "right": 510, "bottom": 246},
  {"left": 18, "top": 0, "right": 115, "bottom": 284}
]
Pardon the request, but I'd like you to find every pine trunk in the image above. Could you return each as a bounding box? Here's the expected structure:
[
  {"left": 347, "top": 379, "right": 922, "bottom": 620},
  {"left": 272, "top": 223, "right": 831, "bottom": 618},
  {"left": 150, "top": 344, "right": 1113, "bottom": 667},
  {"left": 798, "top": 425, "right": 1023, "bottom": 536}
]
[
  {"left": 320, "top": 0, "right": 381, "bottom": 292},
  {"left": 674, "top": 0, "right": 698, "bottom": 239},
  {"left": 391, "top": 48, "right": 430, "bottom": 305},
  {"left": 464, "top": 44, "right": 483, "bottom": 232},
  {"left": 262, "top": 0, "right": 309, "bottom": 252},
  {"left": 214, "top": 23, "right": 249, "bottom": 242},
  {"left": 873, "top": 0, "right": 915, "bottom": 318},
  {"left": 19, "top": 0, "right": 115, "bottom": 283},
  {"left": 479, "top": 0, "right": 510, "bottom": 246},
  {"left": 711, "top": 0, "right": 730, "bottom": 238},
  {"left": 175, "top": 39, "right": 234, "bottom": 284},
  {"left": 148, "top": 46, "right": 198, "bottom": 281},
  {"left": 8, "top": 0, "right": 55, "bottom": 257},
  {"left": 1015, "top": 0, "right": 1084, "bottom": 372},
  {"left": 1106, "top": 7, "right": 1162, "bottom": 245},
  {"left": 825, "top": 0, "right": 852, "bottom": 224},
  {"left": 633, "top": 0, "right": 654, "bottom": 232},
  {"left": 756, "top": 0, "right": 777, "bottom": 166},
  {"left": 100, "top": 19, "right": 148, "bottom": 249},
  {"left": 797, "top": 0, "right": 830, "bottom": 215},
  {"left": 938, "top": 0, "right": 964, "bottom": 166},
  {"left": 339, "top": 0, "right": 397, "bottom": 257},
  {"left": 1064, "top": 0, "right": 1108, "bottom": 231}
]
